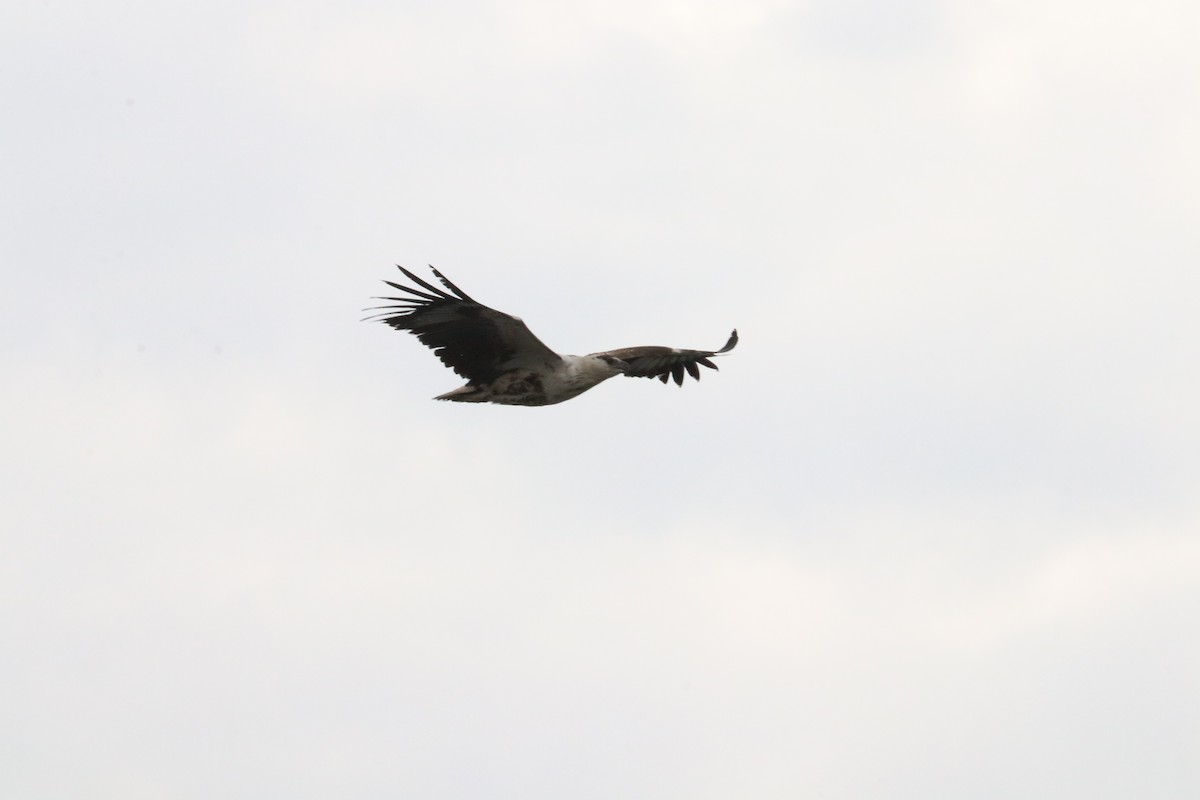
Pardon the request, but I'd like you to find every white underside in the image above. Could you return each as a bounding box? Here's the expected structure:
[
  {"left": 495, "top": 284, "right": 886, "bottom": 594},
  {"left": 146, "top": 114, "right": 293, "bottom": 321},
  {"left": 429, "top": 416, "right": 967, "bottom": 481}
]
[{"left": 436, "top": 354, "right": 622, "bottom": 405}]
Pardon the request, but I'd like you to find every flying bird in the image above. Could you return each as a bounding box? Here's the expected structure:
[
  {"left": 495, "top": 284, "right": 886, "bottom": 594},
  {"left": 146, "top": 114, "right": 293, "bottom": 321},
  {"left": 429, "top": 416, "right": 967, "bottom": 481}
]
[{"left": 366, "top": 266, "right": 738, "bottom": 405}]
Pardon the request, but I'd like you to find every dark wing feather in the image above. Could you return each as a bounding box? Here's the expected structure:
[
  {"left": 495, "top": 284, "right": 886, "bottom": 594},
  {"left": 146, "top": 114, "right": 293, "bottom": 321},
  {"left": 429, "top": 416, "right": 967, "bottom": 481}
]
[
  {"left": 365, "top": 266, "right": 562, "bottom": 383},
  {"left": 598, "top": 329, "right": 738, "bottom": 387}
]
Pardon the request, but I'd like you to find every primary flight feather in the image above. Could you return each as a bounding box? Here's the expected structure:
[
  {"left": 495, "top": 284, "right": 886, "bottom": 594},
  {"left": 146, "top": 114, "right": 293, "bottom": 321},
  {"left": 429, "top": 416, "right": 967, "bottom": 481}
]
[{"left": 366, "top": 266, "right": 738, "bottom": 406}]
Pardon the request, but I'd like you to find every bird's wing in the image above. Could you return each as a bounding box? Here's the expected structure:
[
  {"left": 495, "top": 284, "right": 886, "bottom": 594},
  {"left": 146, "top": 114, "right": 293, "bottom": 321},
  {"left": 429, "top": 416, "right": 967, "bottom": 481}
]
[
  {"left": 597, "top": 329, "right": 738, "bottom": 386},
  {"left": 365, "top": 266, "right": 563, "bottom": 383}
]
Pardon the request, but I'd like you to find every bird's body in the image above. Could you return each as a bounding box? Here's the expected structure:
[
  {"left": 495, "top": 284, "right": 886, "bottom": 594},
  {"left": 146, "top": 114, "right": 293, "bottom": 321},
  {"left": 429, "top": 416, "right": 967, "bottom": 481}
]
[
  {"left": 432, "top": 354, "right": 625, "bottom": 405},
  {"left": 367, "top": 266, "right": 737, "bottom": 406}
]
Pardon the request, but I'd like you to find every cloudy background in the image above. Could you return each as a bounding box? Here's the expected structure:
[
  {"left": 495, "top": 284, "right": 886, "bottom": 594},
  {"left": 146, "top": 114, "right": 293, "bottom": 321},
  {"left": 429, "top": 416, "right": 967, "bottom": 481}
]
[{"left": 4, "top": 0, "right": 1199, "bottom": 797}]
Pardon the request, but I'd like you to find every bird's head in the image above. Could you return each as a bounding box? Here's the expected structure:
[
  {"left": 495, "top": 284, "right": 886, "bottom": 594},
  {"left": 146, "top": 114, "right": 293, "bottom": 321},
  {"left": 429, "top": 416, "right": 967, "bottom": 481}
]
[{"left": 596, "top": 354, "right": 631, "bottom": 375}]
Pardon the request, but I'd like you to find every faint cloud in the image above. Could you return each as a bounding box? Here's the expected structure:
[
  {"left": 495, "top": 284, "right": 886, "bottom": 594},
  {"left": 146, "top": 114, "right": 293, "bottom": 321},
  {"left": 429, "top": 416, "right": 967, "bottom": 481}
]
[
  {"left": 931, "top": 529, "right": 1200, "bottom": 652},
  {"left": 780, "top": 0, "right": 946, "bottom": 61}
]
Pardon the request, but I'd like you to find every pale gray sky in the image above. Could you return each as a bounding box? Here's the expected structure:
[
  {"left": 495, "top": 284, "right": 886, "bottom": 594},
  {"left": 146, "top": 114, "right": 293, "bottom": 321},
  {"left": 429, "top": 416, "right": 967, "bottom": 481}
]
[{"left": 3, "top": 1, "right": 1199, "bottom": 798}]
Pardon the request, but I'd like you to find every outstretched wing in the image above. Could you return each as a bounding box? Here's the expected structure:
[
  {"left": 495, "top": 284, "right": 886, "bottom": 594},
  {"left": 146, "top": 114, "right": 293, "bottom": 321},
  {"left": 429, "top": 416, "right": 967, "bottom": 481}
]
[
  {"left": 598, "top": 329, "right": 738, "bottom": 386},
  {"left": 365, "top": 266, "right": 562, "bottom": 383}
]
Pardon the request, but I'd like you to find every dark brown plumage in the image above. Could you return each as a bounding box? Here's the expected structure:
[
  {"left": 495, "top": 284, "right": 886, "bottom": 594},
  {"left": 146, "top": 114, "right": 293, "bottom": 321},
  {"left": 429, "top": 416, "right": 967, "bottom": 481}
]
[
  {"left": 366, "top": 266, "right": 737, "bottom": 405},
  {"left": 604, "top": 331, "right": 739, "bottom": 386}
]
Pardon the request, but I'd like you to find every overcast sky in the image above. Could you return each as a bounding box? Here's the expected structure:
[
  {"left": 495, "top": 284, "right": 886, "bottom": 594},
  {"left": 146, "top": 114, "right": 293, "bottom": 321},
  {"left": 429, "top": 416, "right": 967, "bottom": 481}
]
[{"left": 3, "top": 1, "right": 1199, "bottom": 797}]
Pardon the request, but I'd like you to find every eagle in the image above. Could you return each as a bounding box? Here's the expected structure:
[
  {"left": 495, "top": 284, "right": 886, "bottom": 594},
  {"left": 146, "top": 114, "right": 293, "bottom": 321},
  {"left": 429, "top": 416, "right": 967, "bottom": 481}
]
[{"left": 367, "top": 265, "right": 738, "bottom": 405}]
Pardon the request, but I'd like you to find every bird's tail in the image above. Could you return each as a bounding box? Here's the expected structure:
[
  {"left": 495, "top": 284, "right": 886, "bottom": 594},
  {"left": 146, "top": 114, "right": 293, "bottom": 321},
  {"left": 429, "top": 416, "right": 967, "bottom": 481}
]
[{"left": 434, "top": 384, "right": 487, "bottom": 402}]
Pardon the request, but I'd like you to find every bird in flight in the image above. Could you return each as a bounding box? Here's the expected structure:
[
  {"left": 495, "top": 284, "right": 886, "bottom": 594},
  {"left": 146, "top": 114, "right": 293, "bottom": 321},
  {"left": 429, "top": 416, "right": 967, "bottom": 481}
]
[{"left": 367, "top": 266, "right": 738, "bottom": 406}]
